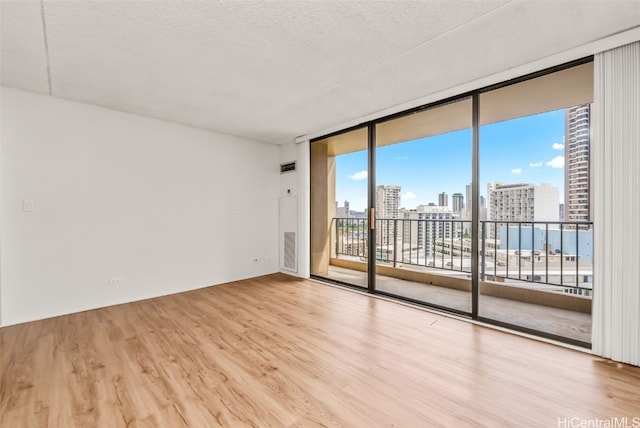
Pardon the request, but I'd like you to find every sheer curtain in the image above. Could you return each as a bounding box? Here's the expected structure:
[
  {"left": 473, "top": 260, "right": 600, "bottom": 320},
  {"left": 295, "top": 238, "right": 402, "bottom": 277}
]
[{"left": 592, "top": 41, "right": 640, "bottom": 366}]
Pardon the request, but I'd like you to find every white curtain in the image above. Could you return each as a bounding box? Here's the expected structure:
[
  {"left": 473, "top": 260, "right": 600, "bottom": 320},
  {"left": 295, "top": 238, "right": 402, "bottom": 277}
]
[{"left": 592, "top": 41, "right": 640, "bottom": 366}]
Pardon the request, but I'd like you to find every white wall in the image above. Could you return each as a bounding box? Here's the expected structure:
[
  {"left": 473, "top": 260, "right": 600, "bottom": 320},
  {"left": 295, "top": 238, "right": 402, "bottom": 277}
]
[
  {"left": 0, "top": 88, "right": 280, "bottom": 326},
  {"left": 279, "top": 142, "right": 297, "bottom": 198},
  {"left": 534, "top": 184, "right": 560, "bottom": 222}
]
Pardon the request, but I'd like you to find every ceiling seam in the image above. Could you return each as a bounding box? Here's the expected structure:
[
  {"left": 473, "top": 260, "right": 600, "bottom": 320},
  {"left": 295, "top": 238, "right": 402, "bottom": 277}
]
[
  {"left": 39, "top": 0, "right": 52, "bottom": 95},
  {"left": 278, "top": 0, "right": 517, "bottom": 111}
]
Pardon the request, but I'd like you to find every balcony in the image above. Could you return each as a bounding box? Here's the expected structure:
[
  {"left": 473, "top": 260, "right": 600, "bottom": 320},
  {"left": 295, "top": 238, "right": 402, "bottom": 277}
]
[{"left": 324, "top": 217, "right": 593, "bottom": 345}]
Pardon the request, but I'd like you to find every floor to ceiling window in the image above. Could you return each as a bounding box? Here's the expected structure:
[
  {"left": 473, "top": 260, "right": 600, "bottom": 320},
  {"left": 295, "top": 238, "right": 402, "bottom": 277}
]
[
  {"left": 477, "top": 62, "right": 594, "bottom": 345},
  {"left": 310, "top": 59, "right": 594, "bottom": 347},
  {"left": 310, "top": 127, "right": 369, "bottom": 289},
  {"left": 373, "top": 97, "right": 472, "bottom": 314}
]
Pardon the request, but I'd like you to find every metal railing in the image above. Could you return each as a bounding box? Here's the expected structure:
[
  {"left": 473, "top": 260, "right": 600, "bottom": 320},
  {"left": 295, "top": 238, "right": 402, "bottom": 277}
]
[{"left": 333, "top": 217, "right": 593, "bottom": 294}]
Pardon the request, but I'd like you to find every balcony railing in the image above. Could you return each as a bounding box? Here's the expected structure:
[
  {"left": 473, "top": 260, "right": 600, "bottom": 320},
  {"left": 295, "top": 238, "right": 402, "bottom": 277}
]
[{"left": 333, "top": 217, "right": 593, "bottom": 296}]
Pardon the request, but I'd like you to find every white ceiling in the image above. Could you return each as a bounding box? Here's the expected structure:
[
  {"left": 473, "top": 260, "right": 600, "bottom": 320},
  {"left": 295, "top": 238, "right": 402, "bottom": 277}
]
[{"left": 2, "top": 1, "right": 639, "bottom": 144}]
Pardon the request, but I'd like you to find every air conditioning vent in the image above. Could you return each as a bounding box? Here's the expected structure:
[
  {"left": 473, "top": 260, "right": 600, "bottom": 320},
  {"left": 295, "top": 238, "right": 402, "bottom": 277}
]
[{"left": 280, "top": 161, "right": 296, "bottom": 174}]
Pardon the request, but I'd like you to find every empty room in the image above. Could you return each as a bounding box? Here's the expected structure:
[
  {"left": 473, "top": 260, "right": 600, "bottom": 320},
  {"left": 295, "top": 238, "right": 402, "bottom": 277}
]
[{"left": 1, "top": 1, "right": 639, "bottom": 427}]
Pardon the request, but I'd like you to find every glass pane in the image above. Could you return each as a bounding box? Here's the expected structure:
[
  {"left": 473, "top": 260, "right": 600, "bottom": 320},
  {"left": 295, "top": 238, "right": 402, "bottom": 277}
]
[
  {"left": 310, "top": 128, "right": 368, "bottom": 288},
  {"left": 374, "top": 98, "right": 472, "bottom": 314},
  {"left": 478, "top": 63, "right": 593, "bottom": 344}
]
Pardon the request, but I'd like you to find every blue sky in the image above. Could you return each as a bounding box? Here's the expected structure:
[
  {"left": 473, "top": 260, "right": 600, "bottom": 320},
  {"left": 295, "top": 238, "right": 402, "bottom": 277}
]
[{"left": 336, "top": 109, "right": 566, "bottom": 211}]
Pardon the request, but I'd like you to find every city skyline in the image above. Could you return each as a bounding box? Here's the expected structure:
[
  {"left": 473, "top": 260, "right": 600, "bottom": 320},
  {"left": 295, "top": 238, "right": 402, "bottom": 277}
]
[{"left": 336, "top": 108, "right": 567, "bottom": 212}]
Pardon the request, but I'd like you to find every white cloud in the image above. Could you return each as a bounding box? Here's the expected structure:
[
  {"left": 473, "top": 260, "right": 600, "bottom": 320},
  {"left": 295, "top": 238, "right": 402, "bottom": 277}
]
[
  {"left": 511, "top": 168, "right": 522, "bottom": 175},
  {"left": 402, "top": 191, "right": 416, "bottom": 200},
  {"left": 546, "top": 156, "right": 564, "bottom": 168},
  {"left": 529, "top": 161, "right": 543, "bottom": 168},
  {"left": 348, "top": 170, "right": 367, "bottom": 180},
  {"left": 552, "top": 142, "right": 565, "bottom": 150}
]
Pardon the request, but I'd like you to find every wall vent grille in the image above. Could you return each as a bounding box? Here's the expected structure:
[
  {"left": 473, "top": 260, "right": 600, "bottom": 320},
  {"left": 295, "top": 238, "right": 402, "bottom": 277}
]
[
  {"left": 283, "top": 232, "right": 296, "bottom": 271},
  {"left": 280, "top": 162, "right": 296, "bottom": 173}
]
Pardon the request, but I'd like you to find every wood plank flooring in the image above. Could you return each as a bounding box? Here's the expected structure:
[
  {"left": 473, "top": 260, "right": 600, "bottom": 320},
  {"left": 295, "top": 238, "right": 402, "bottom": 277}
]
[
  {"left": 327, "top": 266, "right": 592, "bottom": 343},
  {"left": 1, "top": 273, "right": 639, "bottom": 427}
]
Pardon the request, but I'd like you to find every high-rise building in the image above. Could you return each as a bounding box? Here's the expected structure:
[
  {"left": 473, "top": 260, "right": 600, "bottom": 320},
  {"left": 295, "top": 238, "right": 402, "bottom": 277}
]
[
  {"left": 486, "top": 182, "right": 499, "bottom": 211},
  {"left": 452, "top": 193, "right": 464, "bottom": 213},
  {"left": 402, "top": 205, "right": 457, "bottom": 257},
  {"left": 479, "top": 196, "right": 487, "bottom": 221},
  {"left": 376, "top": 185, "right": 401, "bottom": 245},
  {"left": 489, "top": 182, "right": 559, "bottom": 222},
  {"left": 463, "top": 184, "right": 488, "bottom": 222},
  {"left": 376, "top": 185, "right": 401, "bottom": 219},
  {"left": 465, "top": 183, "right": 473, "bottom": 220},
  {"left": 565, "top": 104, "right": 591, "bottom": 221},
  {"left": 336, "top": 200, "right": 350, "bottom": 218},
  {"left": 438, "top": 192, "right": 448, "bottom": 208}
]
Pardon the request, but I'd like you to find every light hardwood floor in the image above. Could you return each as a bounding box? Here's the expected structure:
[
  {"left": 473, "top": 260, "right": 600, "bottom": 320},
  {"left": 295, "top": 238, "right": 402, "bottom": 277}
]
[
  {"left": 1, "top": 273, "right": 638, "bottom": 427},
  {"left": 326, "top": 266, "right": 592, "bottom": 343}
]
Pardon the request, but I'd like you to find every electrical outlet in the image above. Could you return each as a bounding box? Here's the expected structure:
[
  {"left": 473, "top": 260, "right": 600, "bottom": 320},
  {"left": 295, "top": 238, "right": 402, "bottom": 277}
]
[
  {"left": 108, "top": 277, "right": 122, "bottom": 285},
  {"left": 252, "top": 257, "right": 259, "bottom": 263},
  {"left": 23, "top": 200, "right": 35, "bottom": 212}
]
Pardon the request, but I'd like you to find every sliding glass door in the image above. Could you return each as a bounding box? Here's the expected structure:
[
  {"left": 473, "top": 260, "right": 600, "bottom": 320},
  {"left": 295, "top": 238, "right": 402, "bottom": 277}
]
[
  {"left": 373, "top": 98, "right": 473, "bottom": 314},
  {"left": 477, "top": 62, "right": 594, "bottom": 345},
  {"left": 310, "top": 127, "right": 369, "bottom": 289},
  {"left": 310, "top": 59, "right": 594, "bottom": 346}
]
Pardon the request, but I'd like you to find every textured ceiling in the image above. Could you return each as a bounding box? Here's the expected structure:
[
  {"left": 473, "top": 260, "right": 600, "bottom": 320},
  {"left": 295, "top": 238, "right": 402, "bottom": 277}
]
[{"left": 2, "top": 1, "right": 639, "bottom": 144}]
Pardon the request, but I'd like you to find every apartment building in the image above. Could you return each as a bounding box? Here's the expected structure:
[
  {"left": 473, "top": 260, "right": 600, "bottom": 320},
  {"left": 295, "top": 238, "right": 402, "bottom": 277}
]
[
  {"left": 452, "top": 193, "right": 464, "bottom": 213},
  {"left": 376, "top": 185, "right": 401, "bottom": 245},
  {"left": 565, "top": 104, "right": 592, "bottom": 221},
  {"left": 438, "top": 192, "right": 449, "bottom": 208},
  {"left": 401, "top": 205, "right": 458, "bottom": 257},
  {"left": 489, "top": 182, "right": 559, "bottom": 222}
]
